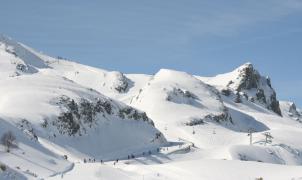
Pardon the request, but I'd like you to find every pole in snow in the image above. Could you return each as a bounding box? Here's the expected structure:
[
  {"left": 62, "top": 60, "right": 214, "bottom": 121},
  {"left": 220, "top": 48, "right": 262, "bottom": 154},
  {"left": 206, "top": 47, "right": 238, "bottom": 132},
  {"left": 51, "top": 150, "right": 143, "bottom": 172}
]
[{"left": 247, "top": 128, "right": 254, "bottom": 145}]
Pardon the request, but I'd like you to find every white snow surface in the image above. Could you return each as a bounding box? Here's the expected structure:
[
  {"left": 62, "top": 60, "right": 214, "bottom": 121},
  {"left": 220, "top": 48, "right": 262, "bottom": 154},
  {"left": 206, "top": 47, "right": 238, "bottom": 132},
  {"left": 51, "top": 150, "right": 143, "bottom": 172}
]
[{"left": 0, "top": 36, "right": 302, "bottom": 180}]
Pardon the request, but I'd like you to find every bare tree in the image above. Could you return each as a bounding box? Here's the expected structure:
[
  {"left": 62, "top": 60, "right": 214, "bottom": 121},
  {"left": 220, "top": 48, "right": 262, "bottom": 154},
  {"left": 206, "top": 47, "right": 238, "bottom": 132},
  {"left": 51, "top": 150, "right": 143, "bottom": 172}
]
[{"left": 1, "top": 131, "right": 17, "bottom": 152}]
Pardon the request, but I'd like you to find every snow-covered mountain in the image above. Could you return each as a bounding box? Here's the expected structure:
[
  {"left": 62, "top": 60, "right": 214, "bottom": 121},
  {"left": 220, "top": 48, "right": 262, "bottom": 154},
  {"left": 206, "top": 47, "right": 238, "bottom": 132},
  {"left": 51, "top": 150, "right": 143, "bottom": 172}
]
[
  {"left": 1, "top": 35, "right": 302, "bottom": 180},
  {"left": 0, "top": 35, "right": 48, "bottom": 77},
  {"left": 129, "top": 69, "right": 234, "bottom": 144},
  {"left": 0, "top": 35, "right": 166, "bottom": 179},
  {"left": 197, "top": 62, "right": 282, "bottom": 116}
]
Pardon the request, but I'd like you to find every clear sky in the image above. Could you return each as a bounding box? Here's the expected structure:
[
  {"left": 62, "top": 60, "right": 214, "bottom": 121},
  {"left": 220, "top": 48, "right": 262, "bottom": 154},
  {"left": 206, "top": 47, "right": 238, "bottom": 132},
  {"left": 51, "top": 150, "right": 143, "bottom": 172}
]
[{"left": 1, "top": 0, "right": 302, "bottom": 106}]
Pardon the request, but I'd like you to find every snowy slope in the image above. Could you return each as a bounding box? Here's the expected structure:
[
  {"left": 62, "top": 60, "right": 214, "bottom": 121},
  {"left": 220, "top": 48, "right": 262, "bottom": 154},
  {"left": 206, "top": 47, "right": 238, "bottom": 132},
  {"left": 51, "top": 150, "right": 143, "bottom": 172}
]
[
  {"left": 129, "top": 69, "right": 234, "bottom": 143},
  {"left": 49, "top": 159, "right": 302, "bottom": 180},
  {"left": 0, "top": 36, "right": 166, "bottom": 179},
  {"left": 1, "top": 35, "right": 302, "bottom": 179},
  {"left": 36, "top": 58, "right": 147, "bottom": 101},
  {"left": 0, "top": 73, "right": 166, "bottom": 178},
  {"left": 0, "top": 35, "right": 47, "bottom": 78}
]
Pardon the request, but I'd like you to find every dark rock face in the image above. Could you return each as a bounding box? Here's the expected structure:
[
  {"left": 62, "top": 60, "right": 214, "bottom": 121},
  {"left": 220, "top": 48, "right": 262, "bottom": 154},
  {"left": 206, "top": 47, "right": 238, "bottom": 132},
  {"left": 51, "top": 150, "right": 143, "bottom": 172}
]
[
  {"left": 205, "top": 113, "right": 232, "bottom": 123},
  {"left": 185, "top": 118, "right": 205, "bottom": 126},
  {"left": 230, "top": 63, "right": 282, "bottom": 116},
  {"left": 288, "top": 103, "right": 301, "bottom": 118},
  {"left": 235, "top": 92, "right": 242, "bottom": 103},
  {"left": 166, "top": 88, "right": 198, "bottom": 102},
  {"left": 165, "top": 87, "right": 205, "bottom": 109},
  {"left": 57, "top": 112, "right": 80, "bottom": 136},
  {"left": 15, "top": 63, "right": 28, "bottom": 73},
  {"left": 49, "top": 96, "right": 154, "bottom": 136},
  {"left": 221, "top": 89, "right": 231, "bottom": 96},
  {"left": 113, "top": 72, "right": 130, "bottom": 93},
  {"left": 266, "top": 77, "right": 272, "bottom": 88},
  {"left": 236, "top": 63, "right": 260, "bottom": 91},
  {"left": 256, "top": 89, "right": 266, "bottom": 104},
  {"left": 185, "top": 107, "right": 233, "bottom": 126},
  {"left": 118, "top": 107, "right": 153, "bottom": 126},
  {"left": 289, "top": 103, "right": 297, "bottom": 114},
  {"left": 95, "top": 100, "right": 113, "bottom": 115},
  {"left": 269, "top": 92, "right": 282, "bottom": 116}
]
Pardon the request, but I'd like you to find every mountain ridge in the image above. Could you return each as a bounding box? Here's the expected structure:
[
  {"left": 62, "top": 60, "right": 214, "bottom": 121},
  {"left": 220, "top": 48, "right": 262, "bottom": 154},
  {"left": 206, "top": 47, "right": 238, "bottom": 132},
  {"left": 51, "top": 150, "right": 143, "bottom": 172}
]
[{"left": 1, "top": 35, "right": 302, "bottom": 180}]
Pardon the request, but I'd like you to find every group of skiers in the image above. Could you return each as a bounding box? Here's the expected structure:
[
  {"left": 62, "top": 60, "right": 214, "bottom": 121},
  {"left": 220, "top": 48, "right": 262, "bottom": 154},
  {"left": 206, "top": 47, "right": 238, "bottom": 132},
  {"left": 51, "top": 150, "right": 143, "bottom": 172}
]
[
  {"left": 83, "top": 158, "right": 96, "bottom": 163},
  {"left": 82, "top": 148, "right": 162, "bottom": 164}
]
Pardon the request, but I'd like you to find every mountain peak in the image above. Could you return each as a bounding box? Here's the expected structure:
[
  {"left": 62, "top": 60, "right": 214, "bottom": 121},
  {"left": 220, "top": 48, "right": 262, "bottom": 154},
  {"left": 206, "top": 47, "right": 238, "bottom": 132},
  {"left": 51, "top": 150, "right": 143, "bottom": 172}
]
[
  {"left": 237, "top": 62, "right": 253, "bottom": 70},
  {"left": 154, "top": 69, "right": 193, "bottom": 82},
  {"left": 0, "top": 34, "right": 48, "bottom": 69},
  {"left": 230, "top": 63, "right": 282, "bottom": 116},
  {"left": 207, "top": 62, "right": 282, "bottom": 116},
  {"left": 232, "top": 63, "right": 260, "bottom": 91}
]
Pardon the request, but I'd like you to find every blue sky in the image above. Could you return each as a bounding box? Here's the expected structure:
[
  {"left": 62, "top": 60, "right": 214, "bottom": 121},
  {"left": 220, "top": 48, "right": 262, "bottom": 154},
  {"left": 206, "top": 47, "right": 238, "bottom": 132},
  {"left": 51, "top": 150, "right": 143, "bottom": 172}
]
[{"left": 1, "top": 0, "right": 302, "bottom": 106}]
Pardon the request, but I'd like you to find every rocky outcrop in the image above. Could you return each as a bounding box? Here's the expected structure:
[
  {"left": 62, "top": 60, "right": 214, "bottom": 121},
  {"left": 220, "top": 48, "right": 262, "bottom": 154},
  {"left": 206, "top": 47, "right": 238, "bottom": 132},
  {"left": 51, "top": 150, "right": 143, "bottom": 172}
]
[
  {"left": 166, "top": 88, "right": 198, "bottom": 104},
  {"left": 236, "top": 63, "right": 260, "bottom": 91},
  {"left": 45, "top": 95, "right": 155, "bottom": 136},
  {"left": 288, "top": 103, "right": 301, "bottom": 117},
  {"left": 185, "top": 106, "right": 233, "bottom": 126},
  {"left": 280, "top": 101, "right": 301, "bottom": 122},
  {"left": 227, "top": 63, "right": 282, "bottom": 116},
  {"left": 111, "top": 72, "right": 130, "bottom": 93}
]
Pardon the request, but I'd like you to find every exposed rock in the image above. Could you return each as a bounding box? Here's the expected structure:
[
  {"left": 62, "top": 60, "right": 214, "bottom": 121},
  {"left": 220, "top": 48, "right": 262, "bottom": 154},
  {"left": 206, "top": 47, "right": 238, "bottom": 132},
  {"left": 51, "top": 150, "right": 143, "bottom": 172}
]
[
  {"left": 228, "top": 63, "right": 282, "bottom": 116},
  {"left": 118, "top": 107, "right": 153, "bottom": 126},
  {"left": 185, "top": 107, "right": 232, "bottom": 126},
  {"left": 204, "top": 112, "right": 233, "bottom": 123},
  {"left": 221, "top": 88, "right": 231, "bottom": 96},
  {"left": 185, "top": 118, "right": 205, "bottom": 126},
  {"left": 235, "top": 91, "right": 242, "bottom": 103},
  {"left": 280, "top": 101, "right": 301, "bottom": 122},
  {"left": 236, "top": 63, "right": 260, "bottom": 91},
  {"left": 51, "top": 95, "right": 154, "bottom": 136},
  {"left": 16, "top": 63, "right": 28, "bottom": 72},
  {"left": 166, "top": 88, "right": 199, "bottom": 105},
  {"left": 256, "top": 89, "right": 266, "bottom": 104},
  {"left": 95, "top": 100, "right": 113, "bottom": 115},
  {"left": 268, "top": 92, "right": 282, "bottom": 116},
  {"left": 288, "top": 102, "right": 301, "bottom": 117},
  {"left": 111, "top": 72, "right": 130, "bottom": 93}
]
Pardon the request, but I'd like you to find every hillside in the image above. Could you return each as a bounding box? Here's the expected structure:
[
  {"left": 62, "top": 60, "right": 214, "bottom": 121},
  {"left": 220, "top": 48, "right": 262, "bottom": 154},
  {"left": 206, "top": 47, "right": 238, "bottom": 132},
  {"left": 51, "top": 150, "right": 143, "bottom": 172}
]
[
  {"left": 0, "top": 35, "right": 302, "bottom": 180},
  {"left": 0, "top": 36, "right": 166, "bottom": 179}
]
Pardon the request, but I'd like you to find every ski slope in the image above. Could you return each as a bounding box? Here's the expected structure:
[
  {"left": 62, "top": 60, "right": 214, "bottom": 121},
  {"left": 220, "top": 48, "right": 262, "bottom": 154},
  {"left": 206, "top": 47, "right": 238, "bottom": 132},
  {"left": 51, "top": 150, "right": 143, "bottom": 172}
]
[{"left": 0, "top": 35, "right": 302, "bottom": 180}]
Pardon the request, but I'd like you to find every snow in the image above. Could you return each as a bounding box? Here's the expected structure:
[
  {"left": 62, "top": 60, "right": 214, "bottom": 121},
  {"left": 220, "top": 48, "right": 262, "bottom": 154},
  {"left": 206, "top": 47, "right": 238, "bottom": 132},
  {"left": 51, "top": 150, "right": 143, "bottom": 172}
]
[
  {"left": 129, "top": 69, "right": 232, "bottom": 141},
  {"left": 196, "top": 62, "right": 254, "bottom": 89},
  {"left": 48, "top": 159, "right": 302, "bottom": 180},
  {"left": 196, "top": 62, "right": 282, "bottom": 115},
  {"left": 280, "top": 101, "right": 302, "bottom": 122},
  {"left": 0, "top": 34, "right": 47, "bottom": 69},
  {"left": 1, "top": 35, "right": 302, "bottom": 179}
]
